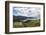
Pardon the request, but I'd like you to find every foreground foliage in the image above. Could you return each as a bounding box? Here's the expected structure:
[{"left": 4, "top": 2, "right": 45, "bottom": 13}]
[{"left": 13, "top": 19, "right": 40, "bottom": 28}]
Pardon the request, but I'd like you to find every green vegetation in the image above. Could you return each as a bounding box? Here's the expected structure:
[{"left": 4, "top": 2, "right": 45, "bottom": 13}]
[{"left": 13, "top": 19, "right": 40, "bottom": 28}]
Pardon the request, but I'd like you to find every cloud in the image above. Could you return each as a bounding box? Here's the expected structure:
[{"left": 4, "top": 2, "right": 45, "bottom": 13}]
[{"left": 13, "top": 7, "right": 40, "bottom": 19}]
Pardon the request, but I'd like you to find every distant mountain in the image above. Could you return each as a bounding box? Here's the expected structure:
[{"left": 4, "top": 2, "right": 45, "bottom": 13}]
[
  {"left": 13, "top": 16, "right": 27, "bottom": 20},
  {"left": 13, "top": 15, "right": 38, "bottom": 21}
]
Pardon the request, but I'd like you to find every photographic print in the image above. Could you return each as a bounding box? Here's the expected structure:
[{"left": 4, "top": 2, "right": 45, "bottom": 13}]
[
  {"left": 5, "top": 1, "right": 45, "bottom": 34},
  {"left": 13, "top": 7, "right": 40, "bottom": 28}
]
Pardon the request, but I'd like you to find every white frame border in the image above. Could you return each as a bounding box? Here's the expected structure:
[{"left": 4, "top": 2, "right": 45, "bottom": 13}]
[{"left": 9, "top": 3, "right": 44, "bottom": 32}]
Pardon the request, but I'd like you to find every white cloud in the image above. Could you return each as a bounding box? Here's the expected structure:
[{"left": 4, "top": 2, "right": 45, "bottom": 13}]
[{"left": 13, "top": 7, "right": 40, "bottom": 19}]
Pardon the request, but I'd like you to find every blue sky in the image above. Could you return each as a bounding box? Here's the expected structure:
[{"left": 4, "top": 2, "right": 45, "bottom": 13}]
[{"left": 13, "top": 7, "right": 40, "bottom": 19}]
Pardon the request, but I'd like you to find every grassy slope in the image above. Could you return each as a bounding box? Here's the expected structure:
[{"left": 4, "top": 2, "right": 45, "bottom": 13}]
[{"left": 13, "top": 19, "right": 40, "bottom": 28}]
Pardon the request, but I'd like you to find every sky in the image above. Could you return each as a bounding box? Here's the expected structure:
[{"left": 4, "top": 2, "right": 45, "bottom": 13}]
[{"left": 13, "top": 7, "right": 40, "bottom": 19}]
